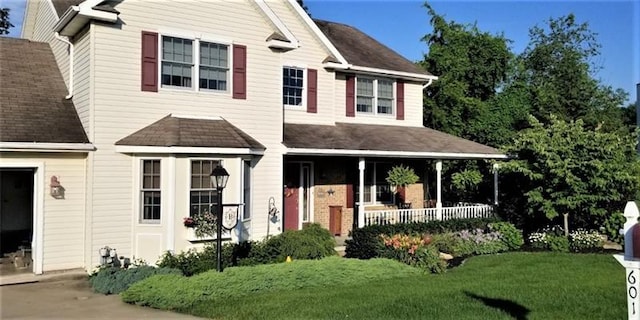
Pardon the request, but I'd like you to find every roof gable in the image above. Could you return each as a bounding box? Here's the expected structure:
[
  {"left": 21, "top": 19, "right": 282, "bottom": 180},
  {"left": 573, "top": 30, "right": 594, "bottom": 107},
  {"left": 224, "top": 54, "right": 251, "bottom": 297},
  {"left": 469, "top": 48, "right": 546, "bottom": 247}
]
[{"left": 0, "top": 37, "right": 89, "bottom": 144}]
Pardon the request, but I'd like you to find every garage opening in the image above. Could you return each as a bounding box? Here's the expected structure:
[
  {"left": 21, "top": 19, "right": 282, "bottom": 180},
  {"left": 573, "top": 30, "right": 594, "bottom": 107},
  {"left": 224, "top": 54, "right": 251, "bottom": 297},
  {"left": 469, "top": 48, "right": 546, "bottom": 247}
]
[{"left": 0, "top": 169, "right": 34, "bottom": 274}]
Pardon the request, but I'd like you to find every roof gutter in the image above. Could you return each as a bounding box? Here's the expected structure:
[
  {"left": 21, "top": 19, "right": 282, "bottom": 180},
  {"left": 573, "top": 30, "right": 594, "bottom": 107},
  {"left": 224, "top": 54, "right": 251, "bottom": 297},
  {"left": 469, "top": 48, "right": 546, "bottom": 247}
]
[
  {"left": 324, "top": 62, "right": 439, "bottom": 82},
  {"left": 285, "top": 147, "right": 508, "bottom": 160},
  {"left": 0, "top": 142, "right": 96, "bottom": 152}
]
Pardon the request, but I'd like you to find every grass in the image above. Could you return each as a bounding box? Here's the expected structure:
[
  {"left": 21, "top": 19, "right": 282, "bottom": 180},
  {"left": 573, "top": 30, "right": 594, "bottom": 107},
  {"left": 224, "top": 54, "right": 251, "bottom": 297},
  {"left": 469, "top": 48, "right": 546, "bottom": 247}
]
[{"left": 124, "top": 252, "right": 625, "bottom": 319}]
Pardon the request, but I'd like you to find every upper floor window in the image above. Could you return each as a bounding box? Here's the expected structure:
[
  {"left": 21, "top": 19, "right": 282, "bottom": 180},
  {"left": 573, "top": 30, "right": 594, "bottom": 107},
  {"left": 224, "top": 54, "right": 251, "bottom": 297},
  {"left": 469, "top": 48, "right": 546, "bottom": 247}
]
[
  {"left": 140, "top": 159, "right": 161, "bottom": 223},
  {"left": 283, "top": 67, "right": 304, "bottom": 106},
  {"left": 356, "top": 77, "right": 395, "bottom": 115},
  {"left": 200, "top": 42, "right": 228, "bottom": 91},
  {"left": 161, "top": 36, "right": 229, "bottom": 92}
]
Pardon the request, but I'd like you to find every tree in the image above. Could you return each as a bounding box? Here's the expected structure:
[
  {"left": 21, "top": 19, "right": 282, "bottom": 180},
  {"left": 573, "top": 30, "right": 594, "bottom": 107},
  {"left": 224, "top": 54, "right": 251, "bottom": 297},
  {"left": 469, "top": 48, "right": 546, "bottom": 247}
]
[
  {"left": 1, "top": 7, "right": 14, "bottom": 35},
  {"left": 420, "top": 3, "right": 512, "bottom": 140},
  {"left": 518, "top": 14, "right": 628, "bottom": 129},
  {"left": 500, "top": 115, "right": 640, "bottom": 239}
]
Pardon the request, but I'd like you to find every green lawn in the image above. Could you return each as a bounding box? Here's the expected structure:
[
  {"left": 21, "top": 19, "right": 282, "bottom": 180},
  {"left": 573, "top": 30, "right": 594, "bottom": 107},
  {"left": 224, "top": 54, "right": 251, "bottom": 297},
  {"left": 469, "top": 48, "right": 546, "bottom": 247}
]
[{"left": 131, "top": 252, "right": 626, "bottom": 319}]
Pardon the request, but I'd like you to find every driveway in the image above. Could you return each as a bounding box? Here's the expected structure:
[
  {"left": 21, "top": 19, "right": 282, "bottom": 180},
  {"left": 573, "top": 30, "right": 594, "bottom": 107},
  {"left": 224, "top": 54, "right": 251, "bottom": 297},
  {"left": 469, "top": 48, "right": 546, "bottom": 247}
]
[{"left": 0, "top": 278, "right": 204, "bottom": 319}]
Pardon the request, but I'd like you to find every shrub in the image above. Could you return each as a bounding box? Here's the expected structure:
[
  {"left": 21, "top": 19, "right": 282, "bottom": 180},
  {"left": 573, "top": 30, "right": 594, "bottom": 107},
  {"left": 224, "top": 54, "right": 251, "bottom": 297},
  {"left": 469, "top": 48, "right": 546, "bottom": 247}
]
[
  {"left": 158, "top": 224, "right": 336, "bottom": 275},
  {"left": 489, "top": 222, "right": 524, "bottom": 250},
  {"left": 569, "top": 229, "right": 604, "bottom": 253},
  {"left": 273, "top": 223, "right": 337, "bottom": 260},
  {"left": 527, "top": 232, "right": 569, "bottom": 252},
  {"left": 90, "top": 265, "right": 181, "bottom": 295},
  {"left": 122, "top": 257, "right": 421, "bottom": 309},
  {"left": 454, "top": 229, "right": 508, "bottom": 256},
  {"left": 345, "top": 218, "right": 500, "bottom": 259},
  {"left": 412, "top": 246, "right": 447, "bottom": 274}
]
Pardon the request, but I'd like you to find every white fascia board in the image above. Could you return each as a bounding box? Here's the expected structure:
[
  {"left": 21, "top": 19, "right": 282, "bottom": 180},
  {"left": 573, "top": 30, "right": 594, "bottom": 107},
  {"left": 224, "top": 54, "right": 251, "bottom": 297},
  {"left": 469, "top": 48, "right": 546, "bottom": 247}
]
[
  {"left": 285, "top": 0, "right": 348, "bottom": 65},
  {"left": 53, "top": 6, "right": 80, "bottom": 33},
  {"left": 115, "top": 145, "right": 265, "bottom": 156},
  {"left": 53, "top": 3, "right": 117, "bottom": 36},
  {"left": 285, "top": 148, "right": 508, "bottom": 160},
  {"left": 324, "top": 62, "right": 439, "bottom": 82},
  {"left": 0, "top": 142, "right": 96, "bottom": 152},
  {"left": 254, "top": 0, "right": 299, "bottom": 48}
]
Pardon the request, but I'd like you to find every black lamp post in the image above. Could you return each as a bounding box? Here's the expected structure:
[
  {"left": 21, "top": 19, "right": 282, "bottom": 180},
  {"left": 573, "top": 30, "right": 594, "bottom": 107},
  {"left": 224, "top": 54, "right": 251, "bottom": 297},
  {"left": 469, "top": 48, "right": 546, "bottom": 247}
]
[{"left": 210, "top": 165, "right": 229, "bottom": 272}]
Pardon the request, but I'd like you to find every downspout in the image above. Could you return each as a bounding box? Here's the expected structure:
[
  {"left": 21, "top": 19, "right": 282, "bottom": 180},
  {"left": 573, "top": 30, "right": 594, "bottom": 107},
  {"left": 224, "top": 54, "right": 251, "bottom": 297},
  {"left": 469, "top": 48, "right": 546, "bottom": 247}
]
[
  {"left": 54, "top": 32, "right": 74, "bottom": 99},
  {"left": 422, "top": 78, "right": 434, "bottom": 89}
]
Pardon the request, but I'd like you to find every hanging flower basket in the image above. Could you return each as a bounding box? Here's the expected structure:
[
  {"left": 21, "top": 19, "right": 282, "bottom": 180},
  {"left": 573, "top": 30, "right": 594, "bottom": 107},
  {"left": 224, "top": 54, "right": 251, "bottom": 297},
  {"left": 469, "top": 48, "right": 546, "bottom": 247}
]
[{"left": 183, "top": 217, "right": 197, "bottom": 228}]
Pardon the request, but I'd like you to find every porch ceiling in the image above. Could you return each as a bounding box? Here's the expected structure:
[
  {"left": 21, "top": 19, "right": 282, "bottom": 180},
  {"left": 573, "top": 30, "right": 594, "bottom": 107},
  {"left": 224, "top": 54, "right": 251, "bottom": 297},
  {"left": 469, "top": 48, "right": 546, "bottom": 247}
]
[{"left": 283, "top": 123, "right": 507, "bottom": 159}]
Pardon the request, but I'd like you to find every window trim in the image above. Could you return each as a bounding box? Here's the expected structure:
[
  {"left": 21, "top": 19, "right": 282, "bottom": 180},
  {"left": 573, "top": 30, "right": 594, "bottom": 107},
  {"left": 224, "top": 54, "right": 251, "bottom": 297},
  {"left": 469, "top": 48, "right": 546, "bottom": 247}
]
[
  {"left": 140, "top": 158, "right": 162, "bottom": 224},
  {"left": 355, "top": 76, "right": 396, "bottom": 117},
  {"left": 282, "top": 65, "right": 307, "bottom": 109},
  {"left": 157, "top": 30, "right": 233, "bottom": 95}
]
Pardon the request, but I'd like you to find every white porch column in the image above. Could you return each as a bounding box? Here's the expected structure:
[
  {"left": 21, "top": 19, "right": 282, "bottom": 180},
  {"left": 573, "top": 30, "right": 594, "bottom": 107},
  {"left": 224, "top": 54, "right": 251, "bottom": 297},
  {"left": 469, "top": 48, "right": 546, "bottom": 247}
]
[
  {"left": 358, "top": 158, "right": 365, "bottom": 228},
  {"left": 435, "top": 160, "right": 442, "bottom": 220},
  {"left": 493, "top": 163, "right": 500, "bottom": 206}
]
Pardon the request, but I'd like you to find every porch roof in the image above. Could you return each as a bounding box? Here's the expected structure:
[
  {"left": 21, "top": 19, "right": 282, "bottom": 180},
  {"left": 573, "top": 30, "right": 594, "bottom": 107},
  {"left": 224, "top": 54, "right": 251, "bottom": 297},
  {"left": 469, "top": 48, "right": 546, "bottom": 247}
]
[
  {"left": 283, "top": 123, "right": 507, "bottom": 159},
  {"left": 115, "top": 115, "right": 265, "bottom": 154}
]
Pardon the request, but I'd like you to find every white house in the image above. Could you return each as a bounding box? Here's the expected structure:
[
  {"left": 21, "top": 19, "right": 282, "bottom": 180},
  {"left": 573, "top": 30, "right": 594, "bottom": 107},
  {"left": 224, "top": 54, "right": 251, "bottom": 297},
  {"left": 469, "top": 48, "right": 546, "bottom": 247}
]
[{"left": 0, "top": 0, "right": 505, "bottom": 275}]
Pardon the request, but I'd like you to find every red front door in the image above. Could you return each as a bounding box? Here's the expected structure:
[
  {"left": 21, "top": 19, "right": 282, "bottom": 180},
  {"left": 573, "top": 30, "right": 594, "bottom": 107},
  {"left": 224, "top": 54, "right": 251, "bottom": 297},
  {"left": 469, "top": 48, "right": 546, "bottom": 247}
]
[
  {"left": 284, "top": 186, "right": 299, "bottom": 230},
  {"left": 284, "top": 163, "right": 300, "bottom": 230}
]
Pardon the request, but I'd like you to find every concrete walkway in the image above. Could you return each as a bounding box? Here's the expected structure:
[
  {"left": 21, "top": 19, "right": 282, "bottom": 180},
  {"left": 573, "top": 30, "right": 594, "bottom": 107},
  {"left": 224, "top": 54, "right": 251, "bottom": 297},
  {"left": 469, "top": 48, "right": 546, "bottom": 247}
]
[{"left": 1, "top": 278, "right": 203, "bottom": 319}]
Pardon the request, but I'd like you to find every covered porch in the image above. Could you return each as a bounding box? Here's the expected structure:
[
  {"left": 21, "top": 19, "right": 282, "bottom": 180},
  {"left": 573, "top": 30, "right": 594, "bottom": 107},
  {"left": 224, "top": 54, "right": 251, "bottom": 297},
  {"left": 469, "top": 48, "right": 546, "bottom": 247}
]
[{"left": 283, "top": 123, "right": 507, "bottom": 234}]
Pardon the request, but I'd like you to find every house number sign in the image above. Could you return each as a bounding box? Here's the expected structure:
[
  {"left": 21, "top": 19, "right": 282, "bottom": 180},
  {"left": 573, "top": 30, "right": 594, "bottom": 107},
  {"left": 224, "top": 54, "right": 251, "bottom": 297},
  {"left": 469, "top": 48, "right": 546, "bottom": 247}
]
[
  {"left": 628, "top": 269, "right": 640, "bottom": 317},
  {"left": 614, "top": 201, "right": 640, "bottom": 320}
]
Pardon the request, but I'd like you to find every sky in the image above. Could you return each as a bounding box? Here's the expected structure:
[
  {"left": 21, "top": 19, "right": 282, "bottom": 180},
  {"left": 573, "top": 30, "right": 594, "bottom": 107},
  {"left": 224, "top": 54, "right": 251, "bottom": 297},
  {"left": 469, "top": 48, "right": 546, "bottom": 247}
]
[{"left": 2, "top": 0, "right": 638, "bottom": 102}]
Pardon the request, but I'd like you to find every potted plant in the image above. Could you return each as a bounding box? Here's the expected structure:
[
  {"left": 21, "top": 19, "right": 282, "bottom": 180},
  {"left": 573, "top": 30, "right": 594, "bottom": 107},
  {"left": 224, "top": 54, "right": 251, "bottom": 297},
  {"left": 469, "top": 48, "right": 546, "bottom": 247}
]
[{"left": 385, "top": 164, "right": 419, "bottom": 207}]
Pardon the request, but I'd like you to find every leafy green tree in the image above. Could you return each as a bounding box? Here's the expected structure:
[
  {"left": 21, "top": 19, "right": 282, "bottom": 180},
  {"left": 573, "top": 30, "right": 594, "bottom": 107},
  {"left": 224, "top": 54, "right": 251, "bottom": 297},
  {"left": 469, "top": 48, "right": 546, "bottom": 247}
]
[
  {"left": 1, "top": 7, "right": 14, "bottom": 35},
  {"left": 420, "top": 3, "right": 512, "bottom": 139},
  {"left": 500, "top": 115, "right": 640, "bottom": 238},
  {"left": 519, "top": 14, "right": 628, "bottom": 129}
]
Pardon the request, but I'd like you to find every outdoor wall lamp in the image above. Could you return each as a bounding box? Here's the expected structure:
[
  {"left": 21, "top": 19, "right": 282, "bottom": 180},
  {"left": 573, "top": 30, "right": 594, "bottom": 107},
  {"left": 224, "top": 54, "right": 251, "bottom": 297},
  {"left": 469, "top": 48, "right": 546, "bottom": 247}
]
[
  {"left": 210, "top": 165, "right": 229, "bottom": 272},
  {"left": 50, "top": 176, "right": 65, "bottom": 199}
]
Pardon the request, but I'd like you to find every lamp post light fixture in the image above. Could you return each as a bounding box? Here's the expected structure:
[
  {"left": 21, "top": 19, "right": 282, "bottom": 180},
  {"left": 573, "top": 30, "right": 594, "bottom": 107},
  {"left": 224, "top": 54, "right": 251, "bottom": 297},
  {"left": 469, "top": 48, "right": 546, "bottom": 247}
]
[{"left": 210, "top": 165, "right": 229, "bottom": 272}]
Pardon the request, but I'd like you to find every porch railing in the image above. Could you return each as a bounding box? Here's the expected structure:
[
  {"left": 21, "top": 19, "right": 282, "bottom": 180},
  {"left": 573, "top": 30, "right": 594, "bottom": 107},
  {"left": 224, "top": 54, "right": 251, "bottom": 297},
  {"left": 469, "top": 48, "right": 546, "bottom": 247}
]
[{"left": 363, "top": 204, "right": 494, "bottom": 227}]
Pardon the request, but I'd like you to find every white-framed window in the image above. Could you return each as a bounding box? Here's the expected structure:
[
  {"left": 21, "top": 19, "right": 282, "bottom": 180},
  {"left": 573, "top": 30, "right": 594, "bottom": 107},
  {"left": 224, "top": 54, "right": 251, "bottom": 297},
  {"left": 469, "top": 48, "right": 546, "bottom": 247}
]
[
  {"left": 190, "top": 160, "right": 220, "bottom": 217},
  {"left": 283, "top": 66, "right": 305, "bottom": 106},
  {"left": 161, "top": 35, "right": 229, "bottom": 92},
  {"left": 356, "top": 162, "right": 393, "bottom": 204},
  {"left": 140, "top": 159, "right": 161, "bottom": 223},
  {"left": 356, "top": 77, "right": 395, "bottom": 115},
  {"left": 242, "top": 160, "right": 251, "bottom": 220}
]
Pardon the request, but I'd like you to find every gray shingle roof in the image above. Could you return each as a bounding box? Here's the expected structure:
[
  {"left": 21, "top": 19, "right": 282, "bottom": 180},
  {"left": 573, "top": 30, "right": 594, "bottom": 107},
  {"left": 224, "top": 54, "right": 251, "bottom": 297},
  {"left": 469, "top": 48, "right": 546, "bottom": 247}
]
[
  {"left": 116, "top": 115, "right": 265, "bottom": 149},
  {"left": 284, "top": 123, "right": 503, "bottom": 157},
  {"left": 314, "top": 19, "right": 432, "bottom": 76},
  {"left": 0, "top": 37, "right": 89, "bottom": 144}
]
